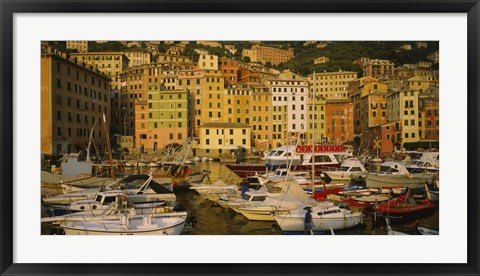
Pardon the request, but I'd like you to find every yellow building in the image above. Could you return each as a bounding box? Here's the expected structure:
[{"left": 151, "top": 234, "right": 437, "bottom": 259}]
[
  {"left": 223, "top": 85, "right": 251, "bottom": 125},
  {"left": 200, "top": 70, "right": 224, "bottom": 126},
  {"left": 176, "top": 69, "right": 206, "bottom": 136},
  {"left": 308, "top": 71, "right": 357, "bottom": 100},
  {"left": 306, "top": 97, "right": 326, "bottom": 144},
  {"left": 199, "top": 122, "right": 251, "bottom": 156},
  {"left": 41, "top": 51, "right": 110, "bottom": 156},
  {"left": 124, "top": 48, "right": 151, "bottom": 68},
  {"left": 406, "top": 75, "right": 439, "bottom": 92},
  {"left": 66, "top": 41, "right": 88, "bottom": 53},
  {"left": 198, "top": 54, "right": 218, "bottom": 70},
  {"left": 70, "top": 52, "right": 129, "bottom": 90},
  {"left": 350, "top": 81, "right": 388, "bottom": 136},
  {"left": 387, "top": 89, "right": 421, "bottom": 145},
  {"left": 156, "top": 53, "right": 191, "bottom": 64},
  {"left": 251, "top": 90, "right": 274, "bottom": 149}
]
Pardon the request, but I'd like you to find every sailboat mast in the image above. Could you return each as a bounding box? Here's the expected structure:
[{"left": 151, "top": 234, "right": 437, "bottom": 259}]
[
  {"left": 102, "top": 113, "right": 115, "bottom": 181},
  {"left": 86, "top": 120, "right": 97, "bottom": 162},
  {"left": 311, "top": 71, "right": 315, "bottom": 196}
]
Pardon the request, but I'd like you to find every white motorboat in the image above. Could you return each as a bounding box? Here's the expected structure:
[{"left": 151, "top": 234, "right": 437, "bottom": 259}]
[
  {"left": 265, "top": 145, "right": 302, "bottom": 170},
  {"left": 366, "top": 161, "right": 436, "bottom": 188},
  {"left": 232, "top": 178, "right": 315, "bottom": 221},
  {"left": 234, "top": 194, "right": 320, "bottom": 221},
  {"left": 42, "top": 174, "right": 176, "bottom": 205},
  {"left": 325, "top": 158, "right": 367, "bottom": 182},
  {"left": 274, "top": 204, "right": 364, "bottom": 232},
  {"left": 61, "top": 215, "right": 186, "bottom": 235},
  {"left": 404, "top": 151, "right": 439, "bottom": 173},
  {"left": 42, "top": 200, "right": 188, "bottom": 225},
  {"left": 217, "top": 189, "right": 270, "bottom": 209}
]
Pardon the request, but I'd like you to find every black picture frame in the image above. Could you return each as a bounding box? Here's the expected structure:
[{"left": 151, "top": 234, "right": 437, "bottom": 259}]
[{"left": 1, "top": 0, "right": 479, "bottom": 275}]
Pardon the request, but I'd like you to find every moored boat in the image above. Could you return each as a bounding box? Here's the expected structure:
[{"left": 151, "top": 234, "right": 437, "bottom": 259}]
[
  {"left": 325, "top": 158, "right": 367, "bottom": 182},
  {"left": 274, "top": 204, "right": 364, "bottom": 232},
  {"left": 366, "top": 161, "right": 436, "bottom": 189},
  {"left": 61, "top": 215, "right": 186, "bottom": 235},
  {"left": 374, "top": 196, "right": 435, "bottom": 222},
  {"left": 225, "top": 144, "right": 352, "bottom": 178}
]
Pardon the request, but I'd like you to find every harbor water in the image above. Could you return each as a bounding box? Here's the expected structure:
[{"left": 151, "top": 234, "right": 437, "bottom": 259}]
[{"left": 42, "top": 161, "right": 439, "bottom": 235}]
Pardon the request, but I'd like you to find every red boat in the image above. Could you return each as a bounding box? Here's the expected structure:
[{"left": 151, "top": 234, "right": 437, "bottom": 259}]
[{"left": 374, "top": 196, "right": 435, "bottom": 222}]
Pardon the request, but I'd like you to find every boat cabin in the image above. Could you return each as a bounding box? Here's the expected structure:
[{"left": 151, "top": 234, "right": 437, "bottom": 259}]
[
  {"left": 338, "top": 159, "right": 367, "bottom": 172},
  {"left": 375, "top": 161, "right": 409, "bottom": 175},
  {"left": 265, "top": 146, "right": 302, "bottom": 170},
  {"left": 240, "top": 190, "right": 271, "bottom": 202}
]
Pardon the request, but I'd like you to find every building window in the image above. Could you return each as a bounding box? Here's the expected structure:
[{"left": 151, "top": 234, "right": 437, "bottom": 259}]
[
  {"left": 405, "top": 133, "right": 409, "bottom": 138},
  {"left": 206, "top": 139, "right": 210, "bottom": 145}
]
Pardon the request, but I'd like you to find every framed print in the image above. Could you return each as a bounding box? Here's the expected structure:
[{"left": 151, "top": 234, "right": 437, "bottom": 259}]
[{"left": 1, "top": 0, "right": 479, "bottom": 275}]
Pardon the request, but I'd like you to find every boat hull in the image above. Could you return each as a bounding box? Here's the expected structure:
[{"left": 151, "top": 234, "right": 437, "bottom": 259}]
[
  {"left": 62, "top": 218, "right": 185, "bottom": 235},
  {"left": 375, "top": 199, "right": 435, "bottom": 222},
  {"left": 275, "top": 213, "right": 364, "bottom": 232},
  {"left": 366, "top": 173, "right": 435, "bottom": 188}
]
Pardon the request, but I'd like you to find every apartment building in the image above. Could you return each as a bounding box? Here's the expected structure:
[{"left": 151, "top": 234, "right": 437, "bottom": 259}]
[
  {"left": 135, "top": 85, "right": 189, "bottom": 153},
  {"left": 219, "top": 59, "right": 239, "bottom": 85},
  {"left": 198, "top": 54, "right": 219, "bottom": 70},
  {"left": 325, "top": 100, "right": 354, "bottom": 144},
  {"left": 66, "top": 41, "right": 88, "bottom": 53},
  {"left": 387, "top": 89, "right": 421, "bottom": 145},
  {"left": 198, "top": 122, "right": 251, "bottom": 156},
  {"left": 124, "top": 48, "right": 151, "bottom": 68},
  {"left": 70, "top": 52, "right": 129, "bottom": 91},
  {"left": 308, "top": 71, "right": 357, "bottom": 100},
  {"left": 306, "top": 97, "right": 327, "bottom": 144},
  {"left": 41, "top": 51, "right": 110, "bottom": 156},
  {"left": 363, "top": 59, "right": 395, "bottom": 79}
]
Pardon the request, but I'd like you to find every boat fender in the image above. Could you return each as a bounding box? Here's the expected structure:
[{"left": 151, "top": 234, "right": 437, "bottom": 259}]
[{"left": 395, "top": 201, "right": 400, "bottom": 208}]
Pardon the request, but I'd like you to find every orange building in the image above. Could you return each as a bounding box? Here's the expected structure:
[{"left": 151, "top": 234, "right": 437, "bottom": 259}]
[
  {"left": 219, "top": 59, "right": 238, "bottom": 85},
  {"left": 418, "top": 86, "right": 439, "bottom": 141},
  {"left": 325, "top": 100, "right": 354, "bottom": 144},
  {"left": 238, "top": 69, "right": 260, "bottom": 85}
]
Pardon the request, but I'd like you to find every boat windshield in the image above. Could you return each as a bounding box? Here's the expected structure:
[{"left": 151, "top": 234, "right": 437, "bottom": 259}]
[
  {"left": 242, "top": 194, "right": 252, "bottom": 201},
  {"left": 251, "top": 196, "right": 267, "bottom": 201},
  {"left": 275, "top": 170, "right": 288, "bottom": 176},
  {"left": 339, "top": 167, "right": 349, "bottom": 172},
  {"left": 379, "top": 165, "right": 399, "bottom": 174},
  {"left": 350, "top": 167, "right": 362, "bottom": 172},
  {"left": 94, "top": 195, "right": 103, "bottom": 202},
  {"left": 272, "top": 151, "right": 284, "bottom": 157},
  {"left": 310, "top": 155, "right": 332, "bottom": 163}
]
